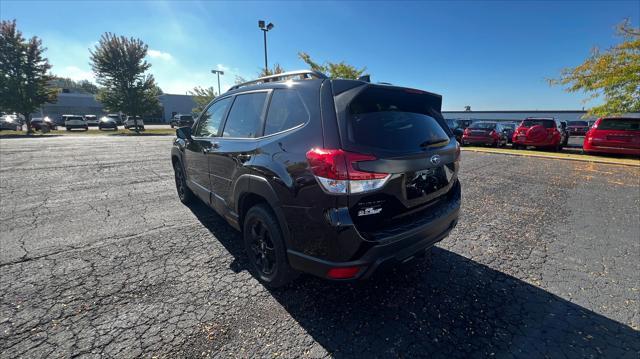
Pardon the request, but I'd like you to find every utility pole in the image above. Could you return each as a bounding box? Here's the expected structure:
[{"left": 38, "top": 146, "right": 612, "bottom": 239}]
[{"left": 258, "top": 20, "right": 274, "bottom": 74}]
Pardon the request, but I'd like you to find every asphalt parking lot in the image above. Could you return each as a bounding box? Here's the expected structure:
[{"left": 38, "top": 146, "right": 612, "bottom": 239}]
[{"left": 1, "top": 136, "right": 638, "bottom": 358}]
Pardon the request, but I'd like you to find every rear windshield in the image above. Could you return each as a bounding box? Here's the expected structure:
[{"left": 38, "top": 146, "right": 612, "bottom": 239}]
[
  {"left": 470, "top": 122, "right": 496, "bottom": 130},
  {"left": 521, "top": 119, "right": 555, "bottom": 128},
  {"left": 568, "top": 121, "right": 588, "bottom": 126},
  {"left": 598, "top": 118, "right": 639, "bottom": 131},
  {"left": 66, "top": 116, "right": 83, "bottom": 121},
  {"left": 180, "top": 115, "right": 193, "bottom": 121},
  {"left": 502, "top": 123, "right": 516, "bottom": 129},
  {"left": 347, "top": 87, "right": 450, "bottom": 152}
]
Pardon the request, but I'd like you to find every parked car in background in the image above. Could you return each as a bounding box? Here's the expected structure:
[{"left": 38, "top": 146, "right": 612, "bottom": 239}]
[
  {"left": 170, "top": 114, "right": 194, "bottom": 128},
  {"left": 446, "top": 119, "right": 464, "bottom": 142},
  {"left": 499, "top": 122, "right": 517, "bottom": 143},
  {"left": 567, "top": 120, "right": 590, "bottom": 136},
  {"left": 171, "top": 71, "right": 461, "bottom": 287},
  {"left": 583, "top": 117, "right": 640, "bottom": 156},
  {"left": 106, "top": 113, "right": 124, "bottom": 125},
  {"left": 124, "top": 116, "right": 145, "bottom": 130},
  {"left": 512, "top": 117, "right": 568, "bottom": 151},
  {"left": 30, "top": 117, "right": 57, "bottom": 131},
  {"left": 98, "top": 116, "right": 118, "bottom": 130},
  {"left": 84, "top": 114, "right": 99, "bottom": 126},
  {"left": 461, "top": 121, "right": 508, "bottom": 147},
  {"left": 0, "top": 115, "right": 22, "bottom": 131},
  {"left": 63, "top": 115, "right": 88, "bottom": 131}
]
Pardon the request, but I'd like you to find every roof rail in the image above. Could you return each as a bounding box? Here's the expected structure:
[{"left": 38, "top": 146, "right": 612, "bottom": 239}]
[{"left": 228, "top": 70, "right": 328, "bottom": 91}]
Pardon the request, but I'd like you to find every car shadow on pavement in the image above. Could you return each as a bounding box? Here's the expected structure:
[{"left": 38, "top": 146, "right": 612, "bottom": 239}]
[{"left": 186, "top": 200, "right": 639, "bottom": 358}]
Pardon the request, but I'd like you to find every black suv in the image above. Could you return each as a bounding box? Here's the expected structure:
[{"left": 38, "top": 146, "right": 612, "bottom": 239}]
[
  {"left": 171, "top": 70, "right": 461, "bottom": 287},
  {"left": 170, "top": 114, "right": 194, "bottom": 128}
]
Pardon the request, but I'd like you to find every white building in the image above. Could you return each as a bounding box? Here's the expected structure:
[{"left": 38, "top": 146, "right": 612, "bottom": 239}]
[{"left": 443, "top": 110, "right": 640, "bottom": 123}]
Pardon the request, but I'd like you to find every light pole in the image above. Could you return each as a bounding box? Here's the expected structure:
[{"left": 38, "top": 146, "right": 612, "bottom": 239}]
[
  {"left": 211, "top": 69, "right": 224, "bottom": 95},
  {"left": 258, "top": 20, "right": 274, "bottom": 74}
]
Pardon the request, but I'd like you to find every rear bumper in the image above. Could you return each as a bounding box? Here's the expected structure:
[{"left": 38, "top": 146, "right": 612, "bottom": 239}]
[
  {"left": 583, "top": 143, "right": 640, "bottom": 156},
  {"left": 65, "top": 124, "right": 87, "bottom": 129},
  {"left": 512, "top": 138, "right": 557, "bottom": 147},
  {"left": 287, "top": 182, "right": 461, "bottom": 280},
  {"left": 462, "top": 136, "right": 496, "bottom": 145}
]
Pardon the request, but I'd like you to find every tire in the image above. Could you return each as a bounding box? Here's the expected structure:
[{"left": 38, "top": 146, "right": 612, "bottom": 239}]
[
  {"left": 173, "top": 161, "right": 194, "bottom": 205},
  {"left": 243, "top": 204, "right": 298, "bottom": 288}
]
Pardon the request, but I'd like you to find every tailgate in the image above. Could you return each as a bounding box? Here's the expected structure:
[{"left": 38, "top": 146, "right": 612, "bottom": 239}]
[{"left": 333, "top": 84, "right": 458, "bottom": 237}]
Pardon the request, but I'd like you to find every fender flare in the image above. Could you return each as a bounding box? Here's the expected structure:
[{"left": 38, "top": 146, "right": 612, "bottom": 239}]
[{"left": 234, "top": 175, "right": 292, "bottom": 245}]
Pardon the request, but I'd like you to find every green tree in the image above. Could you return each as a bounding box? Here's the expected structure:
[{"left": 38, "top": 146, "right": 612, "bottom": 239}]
[
  {"left": 188, "top": 86, "right": 216, "bottom": 115},
  {"left": 90, "top": 32, "right": 160, "bottom": 133},
  {"left": 0, "top": 20, "right": 57, "bottom": 133},
  {"left": 258, "top": 63, "right": 286, "bottom": 77},
  {"left": 549, "top": 19, "right": 640, "bottom": 116},
  {"left": 298, "top": 52, "right": 367, "bottom": 79},
  {"left": 49, "top": 77, "right": 99, "bottom": 94}
]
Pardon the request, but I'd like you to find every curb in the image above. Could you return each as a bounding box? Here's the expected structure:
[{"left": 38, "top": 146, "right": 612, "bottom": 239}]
[{"left": 461, "top": 147, "right": 640, "bottom": 168}]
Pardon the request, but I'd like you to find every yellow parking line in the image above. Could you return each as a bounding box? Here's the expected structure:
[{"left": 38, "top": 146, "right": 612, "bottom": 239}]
[{"left": 461, "top": 147, "right": 640, "bottom": 167}]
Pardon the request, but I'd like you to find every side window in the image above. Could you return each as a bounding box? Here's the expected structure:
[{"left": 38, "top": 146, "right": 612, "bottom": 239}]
[
  {"left": 194, "top": 97, "right": 232, "bottom": 137},
  {"left": 264, "top": 90, "right": 309, "bottom": 135},
  {"left": 222, "top": 92, "right": 267, "bottom": 138}
]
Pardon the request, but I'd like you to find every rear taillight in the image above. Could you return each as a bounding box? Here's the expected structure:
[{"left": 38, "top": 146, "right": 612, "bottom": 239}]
[
  {"left": 306, "top": 148, "right": 390, "bottom": 194},
  {"left": 463, "top": 128, "right": 471, "bottom": 135},
  {"left": 489, "top": 130, "right": 499, "bottom": 139}
]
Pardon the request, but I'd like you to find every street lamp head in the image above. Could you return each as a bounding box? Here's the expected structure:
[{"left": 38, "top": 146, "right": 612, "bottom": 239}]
[
  {"left": 211, "top": 69, "right": 225, "bottom": 75},
  {"left": 258, "top": 20, "right": 265, "bottom": 29},
  {"left": 266, "top": 23, "right": 274, "bottom": 31}
]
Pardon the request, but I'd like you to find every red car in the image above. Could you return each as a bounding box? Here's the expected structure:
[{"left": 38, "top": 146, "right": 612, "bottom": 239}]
[
  {"left": 583, "top": 117, "right": 640, "bottom": 156},
  {"left": 461, "top": 121, "right": 508, "bottom": 147},
  {"left": 512, "top": 117, "right": 568, "bottom": 151}
]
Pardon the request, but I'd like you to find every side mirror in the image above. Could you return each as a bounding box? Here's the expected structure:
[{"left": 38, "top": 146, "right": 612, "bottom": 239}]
[{"left": 176, "top": 126, "right": 192, "bottom": 140}]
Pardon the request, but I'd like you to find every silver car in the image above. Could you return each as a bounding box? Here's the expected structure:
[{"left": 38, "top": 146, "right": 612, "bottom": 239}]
[{"left": 63, "top": 115, "right": 88, "bottom": 131}]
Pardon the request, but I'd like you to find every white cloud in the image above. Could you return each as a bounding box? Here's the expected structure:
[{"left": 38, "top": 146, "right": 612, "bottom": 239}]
[
  {"left": 147, "top": 49, "right": 173, "bottom": 61},
  {"left": 57, "top": 66, "right": 95, "bottom": 82}
]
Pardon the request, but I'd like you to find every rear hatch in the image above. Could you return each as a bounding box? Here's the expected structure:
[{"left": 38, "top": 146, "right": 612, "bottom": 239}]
[
  {"left": 516, "top": 119, "right": 556, "bottom": 142},
  {"left": 591, "top": 118, "right": 640, "bottom": 149},
  {"left": 333, "top": 84, "right": 459, "bottom": 239}
]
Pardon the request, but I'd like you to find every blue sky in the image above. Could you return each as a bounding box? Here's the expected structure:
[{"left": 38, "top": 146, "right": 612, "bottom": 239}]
[{"left": 1, "top": 0, "right": 638, "bottom": 110}]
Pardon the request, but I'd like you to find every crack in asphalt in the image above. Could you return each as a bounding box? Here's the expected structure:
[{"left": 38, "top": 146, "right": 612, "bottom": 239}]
[{"left": 0, "top": 137, "right": 638, "bottom": 358}]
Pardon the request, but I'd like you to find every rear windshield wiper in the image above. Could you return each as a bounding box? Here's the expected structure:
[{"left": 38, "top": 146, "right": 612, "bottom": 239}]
[{"left": 419, "top": 138, "right": 450, "bottom": 149}]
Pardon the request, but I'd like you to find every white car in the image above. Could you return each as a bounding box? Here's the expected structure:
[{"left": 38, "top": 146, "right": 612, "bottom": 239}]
[
  {"left": 124, "top": 116, "right": 145, "bottom": 130},
  {"left": 63, "top": 115, "right": 88, "bottom": 131}
]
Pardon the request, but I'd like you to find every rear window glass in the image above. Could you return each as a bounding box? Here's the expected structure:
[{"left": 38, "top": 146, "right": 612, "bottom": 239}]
[
  {"left": 598, "top": 118, "right": 639, "bottom": 131},
  {"left": 66, "top": 116, "right": 83, "bottom": 121},
  {"left": 568, "top": 121, "right": 588, "bottom": 126},
  {"left": 180, "top": 115, "right": 193, "bottom": 121},
  {"left": 223, "top": 92, "right": 267, "bottom": 138},
  {"left": 470, "top": 122, "right": 496, "bottom": 129},
  {"left": 264, "top": 89, "right": 309, "bottom": 135},
  {"left": 347, "top": 87, "right": 449, "bottom": 152},
  {"left": 502, "top": 123, "right": 516, "bottom": 129},
  {"left": 521, "top": 119, "right": 555, "bottom": 128}
]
